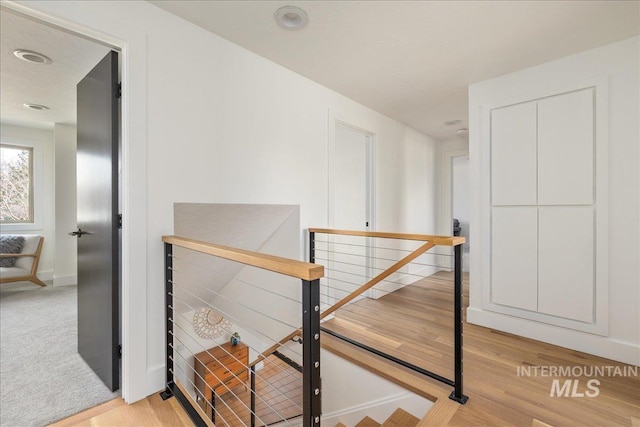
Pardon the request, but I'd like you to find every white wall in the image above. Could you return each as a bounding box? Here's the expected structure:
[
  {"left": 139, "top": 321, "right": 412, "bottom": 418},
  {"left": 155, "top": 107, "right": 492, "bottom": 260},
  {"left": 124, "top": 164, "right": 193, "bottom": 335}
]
[
  {"left": 468, "top": 36, "right": 640, "bottom": 365},
  {"left": 0, "top": 122, "right": 54, "bottom": 282},
  {"left": 10, "top": 1, "right": 440, "bottom": 401},
  {"left": 396, "top": 127, "right": 439, "bottom": 234},
  {"left": 53, "top": 123, "right": 77, "bottom": 286},
  {"left": 143, "top": 2, "right": 439, "bottom": 395}
]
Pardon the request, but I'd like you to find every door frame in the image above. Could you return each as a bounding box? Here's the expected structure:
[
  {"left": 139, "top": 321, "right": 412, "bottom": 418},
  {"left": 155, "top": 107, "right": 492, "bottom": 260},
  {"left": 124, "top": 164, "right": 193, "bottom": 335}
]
[
  {"left": 327, "top": 111, "right": 375, "bottom": 231},
  {"left": 327, "top": 111, "right": 376, "bottom": 301},
  {"left": 3, "top": 1, "right": 149, "bottom": 402},
  {"left": 439, "top": 148, "right": 469, "bottom": 270}
]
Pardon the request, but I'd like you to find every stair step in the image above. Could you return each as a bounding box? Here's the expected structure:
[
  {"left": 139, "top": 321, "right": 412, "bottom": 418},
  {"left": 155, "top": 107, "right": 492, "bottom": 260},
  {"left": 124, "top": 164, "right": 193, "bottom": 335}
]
[
  {"left": 355, "top": 416, "right": 381, "bottom": 427},
  {"left": 335, "top": 423, "right": 347, "bottom": 427},
  {"left": 381, "top": 408, "right": 420, "bottom": 427}
]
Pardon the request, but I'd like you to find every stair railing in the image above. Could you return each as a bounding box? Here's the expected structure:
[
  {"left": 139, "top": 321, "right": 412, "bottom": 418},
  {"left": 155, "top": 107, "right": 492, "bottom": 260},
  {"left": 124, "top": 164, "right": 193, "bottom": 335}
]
[
  {"left": 161, "top": 235, "right": 324, "bottom": 427},
  {"left": 308, "top": 228, "right": 468, "bottom": 404}
]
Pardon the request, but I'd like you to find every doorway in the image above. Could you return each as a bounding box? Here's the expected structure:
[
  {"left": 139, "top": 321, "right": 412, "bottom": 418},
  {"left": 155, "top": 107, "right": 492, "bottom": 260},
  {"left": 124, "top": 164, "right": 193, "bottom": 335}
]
[
  {"left": 440, "top": 148, "right": 470, "bottom": 272},
  {"left": 327, "top": 120, "right": 375, "bottom": 304},
  {"left": 330, "top": 122, "right": 373, "bottom": 230},
  {"left": 0, "top": 7, "right": 122, "bottom": 425},
  {"left": 3, "top": 0, "right": 150, "bottom": 404}
]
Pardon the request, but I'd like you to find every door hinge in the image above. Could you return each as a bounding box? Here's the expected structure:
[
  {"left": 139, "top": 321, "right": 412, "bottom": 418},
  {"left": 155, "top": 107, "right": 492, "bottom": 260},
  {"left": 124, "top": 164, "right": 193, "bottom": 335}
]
[
  {"left": 366, "top": 221, "right": 369, "bottom": 227},
  {"left": 117, "top": 344, "right": 122, "bottom": 359},
  {"left": 118, "top": 214, "right": 122, "bottom": 229},
  {"left": 116, "top": 82, "right": 122, "bottom": 99}
]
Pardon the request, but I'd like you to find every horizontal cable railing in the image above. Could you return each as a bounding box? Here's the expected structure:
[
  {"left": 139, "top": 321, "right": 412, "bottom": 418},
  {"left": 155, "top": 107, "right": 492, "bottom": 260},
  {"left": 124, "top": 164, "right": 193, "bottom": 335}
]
[
  {"left": 308, "top": 228, "right": 468, "bottom": 404},
  {"left": 161, "top": 236, "right": 323, "bottom": 427}
]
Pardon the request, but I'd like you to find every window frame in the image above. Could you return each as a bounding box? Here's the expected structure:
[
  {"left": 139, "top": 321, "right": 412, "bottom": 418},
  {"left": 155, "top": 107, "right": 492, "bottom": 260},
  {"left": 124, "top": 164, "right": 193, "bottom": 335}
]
[{"left": 0, "top": 137, "right": 44, "bottom": 231}]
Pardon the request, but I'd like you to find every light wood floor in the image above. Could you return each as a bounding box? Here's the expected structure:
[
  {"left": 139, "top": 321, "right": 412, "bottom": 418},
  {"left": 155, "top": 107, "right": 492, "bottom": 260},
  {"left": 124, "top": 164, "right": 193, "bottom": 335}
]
[
  {"left": 52, "top": 272, "right": 639, "bottom": 427},
  {"left": 323, "top": 271, "right": 640, "bottom": 427},
  {"left": 48, "top": 393, "right": 192, "bottom": 427}
]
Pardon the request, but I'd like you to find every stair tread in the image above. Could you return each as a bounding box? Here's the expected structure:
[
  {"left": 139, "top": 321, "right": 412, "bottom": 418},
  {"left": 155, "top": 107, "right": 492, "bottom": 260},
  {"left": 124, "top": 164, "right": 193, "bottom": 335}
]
[
  {"left": 355, "top": 416, "right": 381, "bottom": 427},
  {"left": 335, "top": 423, "right": 347, "bottom": 427},
  {"left": 381, "top": 408, "right": 420, "bottom": 427}
]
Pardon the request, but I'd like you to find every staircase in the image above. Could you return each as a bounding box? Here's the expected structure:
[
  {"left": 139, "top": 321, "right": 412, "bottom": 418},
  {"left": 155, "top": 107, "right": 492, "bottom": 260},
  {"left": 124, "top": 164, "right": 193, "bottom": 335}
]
[{"left": 335, "top": 408, "right": 420, "bottom": 427}]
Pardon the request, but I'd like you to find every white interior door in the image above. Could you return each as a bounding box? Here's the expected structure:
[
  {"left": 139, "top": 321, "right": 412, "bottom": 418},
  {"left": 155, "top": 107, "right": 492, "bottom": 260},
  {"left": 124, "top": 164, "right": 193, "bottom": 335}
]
[
  {"left": 333, "top": 123, "right": 371, "bottom": 230},
  {"left": 328, "top": 122, "right": 374, "bottom": 305}
]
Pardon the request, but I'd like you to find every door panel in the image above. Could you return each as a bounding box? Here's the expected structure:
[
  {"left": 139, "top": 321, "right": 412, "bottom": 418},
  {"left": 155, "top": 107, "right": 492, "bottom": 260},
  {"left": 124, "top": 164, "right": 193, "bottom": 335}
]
[
  {"left": 538, "top": 89, "right": 594, "bottom": 205},
  {"left": 330, "top": 124, "right": 372, "bottom": 303},
  {"left": 538, "top": 207, "right": 594, "bottom": 322},
  {"left": 76, "top": 50, "right": 119, "bottom": 391},
  {"left": 491, "top": 102, "right": 537, "bottom": 206},
  {"left": 491, "top": 207, "right": 538, "bottom": 311},
  {"left": 334, "top": 124, "right": 369, "bottom": 230}
]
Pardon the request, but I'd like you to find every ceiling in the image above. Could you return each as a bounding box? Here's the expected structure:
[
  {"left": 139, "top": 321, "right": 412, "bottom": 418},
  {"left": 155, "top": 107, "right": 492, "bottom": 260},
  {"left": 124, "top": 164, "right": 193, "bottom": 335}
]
[
  {"left": 150, "top": 0, "right": 640, "bottom": 141},
  {"left": 0, "top": 9, "right": 111, "bottom": 129},
  {"left": 1, "top": 3, "right": 637, "bottom": 138}
]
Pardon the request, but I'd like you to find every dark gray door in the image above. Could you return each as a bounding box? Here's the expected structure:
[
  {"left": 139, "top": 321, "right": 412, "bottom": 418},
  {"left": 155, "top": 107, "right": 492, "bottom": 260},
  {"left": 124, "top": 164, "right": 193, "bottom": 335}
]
[{"left": 74, "top": 50, "right": 119, "bottom": 391}]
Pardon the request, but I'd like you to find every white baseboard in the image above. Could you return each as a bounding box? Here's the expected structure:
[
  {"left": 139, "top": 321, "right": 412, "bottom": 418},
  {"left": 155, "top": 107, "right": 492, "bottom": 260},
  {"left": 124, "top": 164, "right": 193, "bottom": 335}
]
[
  {"left": 321, "top": 392, "right": 432, "bottom": 426},
  {"left": 372, "top": 266, "right": 438, "bottom": 298},
  {"left": 269, "top": 392, "right": 432, "bottom": 427},
  {"left": 37, "top": 269, "right": 53, "bottom": 282},
  {"left": 324, "top": 392, "right": 405, "bottom": 418},
  {"left": 53, "top": 274, "right": 77, "bottom": 287},
  {"left": 467, "top": 307, "right": 640, "bottom": 366}
]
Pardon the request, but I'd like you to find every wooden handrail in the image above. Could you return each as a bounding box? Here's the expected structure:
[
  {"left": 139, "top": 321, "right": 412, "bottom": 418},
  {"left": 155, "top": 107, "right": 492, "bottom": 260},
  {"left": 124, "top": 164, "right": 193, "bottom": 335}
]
[
  {"left": 320, "top": 240, "right": 435, "bottom": 318},
  {"left": 309, "top": 228, "right": 465, "bottom": 246},
  {"left": 162, "top": 235, "right": 324, "bottom": 281}
]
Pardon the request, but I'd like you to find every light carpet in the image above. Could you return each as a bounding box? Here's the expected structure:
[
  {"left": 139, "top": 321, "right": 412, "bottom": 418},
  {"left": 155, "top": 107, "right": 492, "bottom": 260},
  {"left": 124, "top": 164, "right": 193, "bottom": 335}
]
[{"left": 0, "top": 283, "right": 119, "bottom": 426}]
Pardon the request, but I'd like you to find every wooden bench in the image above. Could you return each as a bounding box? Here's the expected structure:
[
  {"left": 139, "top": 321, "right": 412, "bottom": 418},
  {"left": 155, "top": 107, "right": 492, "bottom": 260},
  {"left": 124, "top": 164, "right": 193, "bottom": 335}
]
[{"left": 0, "top": 235, "right": 46, "bottom": 287}]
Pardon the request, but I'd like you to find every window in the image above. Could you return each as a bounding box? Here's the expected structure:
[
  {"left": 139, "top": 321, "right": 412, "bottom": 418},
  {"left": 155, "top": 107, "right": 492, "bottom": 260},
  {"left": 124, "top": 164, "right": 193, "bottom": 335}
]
[{"left": 1, "top": 144, "right": 34, "bottom": 223}]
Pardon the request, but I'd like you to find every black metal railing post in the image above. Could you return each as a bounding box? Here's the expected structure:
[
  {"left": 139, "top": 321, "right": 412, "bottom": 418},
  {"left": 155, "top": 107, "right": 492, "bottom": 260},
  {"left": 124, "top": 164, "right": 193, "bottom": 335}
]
[
  {"left": 250, "top": 365, "right": 256, "bottom": 427},
  {"left": 160, "top": 243, "right": 208, "bottom": 427},
  {"left": 302, "top": 278, "right": 321, "bottom": 427},
  {"left": 309, "top": 231, "right": 316, "bottom": 264},
  {"left": 211, "top": 395, "right": 216, "bottom": 424},
  {"left": 449, "top": 244, "right": 468, "bottom": 404},
  {"left": 160, "top": 242, "right": 174, "bottom": 400}
]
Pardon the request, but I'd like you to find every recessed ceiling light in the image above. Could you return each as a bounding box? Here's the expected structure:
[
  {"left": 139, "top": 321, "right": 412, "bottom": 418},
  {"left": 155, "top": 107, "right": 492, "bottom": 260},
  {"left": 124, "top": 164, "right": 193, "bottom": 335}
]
[
  {"left": 23, "top": 103, "right": 50, "bottom": 111},
  {"left": 14, "top": 49, "right": 51, "bottom": 64},
  {"left": 274, "top": 6, "right": 309, "bottom": 30},
  {"left": 456, "top": 128, "right": 469, "bottom": 138},
  {"left": 444, "top": 119, "right": 462, "bottom": 126}
]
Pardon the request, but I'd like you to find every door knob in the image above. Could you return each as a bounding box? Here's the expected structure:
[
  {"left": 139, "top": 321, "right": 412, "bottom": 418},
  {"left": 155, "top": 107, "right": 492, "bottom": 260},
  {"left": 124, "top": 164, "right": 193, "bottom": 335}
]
[{"left": 69, "top": 228, "right": 90, "bottom": 238}]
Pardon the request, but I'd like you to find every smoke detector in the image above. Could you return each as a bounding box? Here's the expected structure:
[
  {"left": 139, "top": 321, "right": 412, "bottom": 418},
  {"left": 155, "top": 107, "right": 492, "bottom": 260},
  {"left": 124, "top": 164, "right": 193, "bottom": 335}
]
[
  {"left": 23, "top": 103, "right": 50, "bottom": 111},
  {"left": 14, "top": 49, "right": 51, "bottom": 64},
  {"left": 275, "top": 6, "right": 309, "bottom": 30}
]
